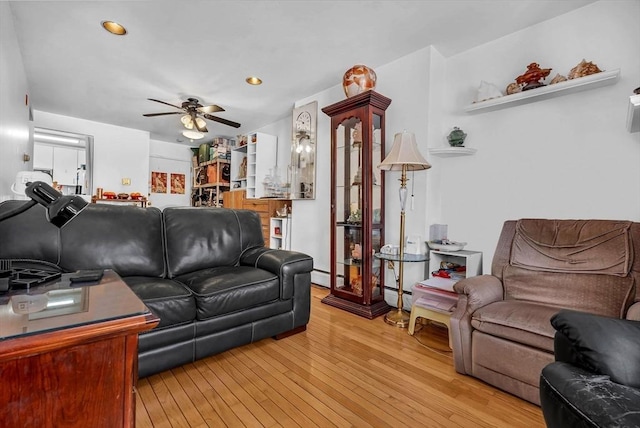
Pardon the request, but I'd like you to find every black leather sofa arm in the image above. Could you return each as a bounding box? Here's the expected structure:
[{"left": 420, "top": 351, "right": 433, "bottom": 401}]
[
  {"left": 541, "top": 362, "right": 640, "bottom": 428},
  {"left": 240, "top": 247, "right": 313, "bottom": 300},
  {"left": 540, "top": 310, "right": 640, "bottom": 428},
  {"left": 550, "top": 310, "right": 640, "bottom": 387}
]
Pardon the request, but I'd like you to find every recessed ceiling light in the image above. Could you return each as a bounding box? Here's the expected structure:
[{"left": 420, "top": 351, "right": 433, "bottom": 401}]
[
  {"left": 101, "top": 21, "right": 127, "bottom": 36},
  {"left": 246, "top": 76, "right": 263, "bottom": 85},
  {"left": 182, "top": 130, "right": 205, "bottom": 140}
]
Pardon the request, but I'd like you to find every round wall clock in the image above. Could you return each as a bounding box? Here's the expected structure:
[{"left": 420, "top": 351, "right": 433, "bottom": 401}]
[{"left": 296, "top": 111, "right": 312, "bottom": 133}]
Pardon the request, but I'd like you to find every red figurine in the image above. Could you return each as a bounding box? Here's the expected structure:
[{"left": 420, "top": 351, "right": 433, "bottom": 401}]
[{"left": 516, "top": 63, "right": 552, "bottom": 91}]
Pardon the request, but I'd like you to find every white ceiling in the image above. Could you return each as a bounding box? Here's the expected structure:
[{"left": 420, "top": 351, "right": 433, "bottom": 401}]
[{"left": 8, "top": 0, "right": 596, "bottom": 144}]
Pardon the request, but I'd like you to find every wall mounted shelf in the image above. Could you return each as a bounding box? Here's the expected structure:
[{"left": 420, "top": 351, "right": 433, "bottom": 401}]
[
  {"left": 627, "top": 94, "right": 640, "bottom": 133},
  {"left": 429, "top": 147, "right": 477, "bottom": 157},
  {"left": 464, "top": 69, "right": 620, "bottom": 114}
]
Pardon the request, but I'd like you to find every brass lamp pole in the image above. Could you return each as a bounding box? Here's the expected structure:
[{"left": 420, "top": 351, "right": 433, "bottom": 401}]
[{"left": 378, "top": 131, "right": 431, "bottom": 328}]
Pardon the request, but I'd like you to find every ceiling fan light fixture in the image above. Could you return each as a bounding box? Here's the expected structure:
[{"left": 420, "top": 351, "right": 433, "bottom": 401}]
[
  {"left": 195, "top": 117, "right": 207, "bottom": 130},
  {"left": 180, "top": 114, "right": 194, "bottom": 129},
  {"left": 101, "top": 20, "right": 127, "bottom": 36},
  {"left": 182, "top": 130, "right": 205, "bottom": 140},
  {"left": 246, "top": 76, "right": 263, "bottom": 85}
]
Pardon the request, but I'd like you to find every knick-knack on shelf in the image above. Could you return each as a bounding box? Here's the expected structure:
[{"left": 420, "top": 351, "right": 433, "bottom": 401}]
[{"left": 447, "top": 127, "right": 467, "bottom": 147}]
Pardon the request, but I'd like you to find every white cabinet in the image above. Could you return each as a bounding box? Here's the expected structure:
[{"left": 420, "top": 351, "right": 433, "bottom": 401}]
[
  {"left": 33, "top": 144, "right": 54, "bottom": 170},
  {"left": 422, "top": 249, "right": 483, "bottom": 291},
  {"left": 230, "top": 132, "right": 277, "bottom": 199},
  {"left": 52, "top": 146, "right": 81, "bottom": 186},
  {"left": 270, "top": 216, "right": 291, "bottom": 250}
]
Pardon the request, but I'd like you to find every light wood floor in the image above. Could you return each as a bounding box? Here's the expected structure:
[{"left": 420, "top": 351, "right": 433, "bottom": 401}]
[{"left": 135, "top": 286, "right": 545, "bottom": 427}]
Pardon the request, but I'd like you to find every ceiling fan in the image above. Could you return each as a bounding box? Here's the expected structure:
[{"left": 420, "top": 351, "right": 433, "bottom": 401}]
[{"left": 143, "top": 97, "right": 241, "bottom": 131}]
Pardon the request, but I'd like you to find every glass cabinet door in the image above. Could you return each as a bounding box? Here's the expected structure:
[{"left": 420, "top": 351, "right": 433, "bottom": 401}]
[{"left": 322, "top": 91, "right": 392, "bottom": 319}]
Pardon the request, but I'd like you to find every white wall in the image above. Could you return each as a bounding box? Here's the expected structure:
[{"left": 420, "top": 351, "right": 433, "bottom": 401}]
[
  {"left": 287, "top": 1, "right": 640, "bottom": 310},
  {"left": 436, "top": 0, "right": 640, "bottom": 271},
  {"left": 148, "top": 139, "right": 193, "bottom": 209},
  {"left": 34, "top": 111, "right": 151, "bottom": 197},
  {"left": 0, "top": 2, "right": 32, "bottom": 201}
]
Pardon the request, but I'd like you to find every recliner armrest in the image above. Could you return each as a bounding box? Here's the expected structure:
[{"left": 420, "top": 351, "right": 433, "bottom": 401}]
[
  {"left": 453, "top": 274, "right": 504, "bottom": 313},
  {"left": 240, "top": 247, "right": 313, "bottom": 300},
  {"left": 450, "top": 275, "right": 504, "bottom": 374}
]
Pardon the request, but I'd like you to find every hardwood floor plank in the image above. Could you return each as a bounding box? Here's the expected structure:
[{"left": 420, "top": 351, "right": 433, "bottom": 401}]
[
  {"left": 192, "top": 358, "right": 254, "bottom": 427},
  {"left": 137, "top": 377, "right": 173, "bottom": 428},
  {"left": 158, "top": 370, "right": 209, "bottom": 428},
  {"left": 169, "top": 366, "right": 227, "bottom": 427},
  {"left": 136, "top": 286, "right": 545, "bottom": 427},
  {"left": 228, "top": 347, "right": 320, "bottom": 428},
  {"left": 148, "top": 374, "right": 193, "bottom": 428},
  {"left": 207, "top": 354, "right": 280, "bottom": 427}
]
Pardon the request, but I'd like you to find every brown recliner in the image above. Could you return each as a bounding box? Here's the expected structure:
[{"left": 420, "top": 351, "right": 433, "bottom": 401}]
[{"left": 450, "top": 219, "right": 640, "bottom": 405}]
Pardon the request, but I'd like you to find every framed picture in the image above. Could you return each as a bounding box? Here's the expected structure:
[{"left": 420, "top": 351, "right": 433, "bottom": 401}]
[
  {"left": 151, "top": 171, "right": 167, "bottom": 193},
  {"left": 170, "top": 173, "right": 185, "bottom": 194}
]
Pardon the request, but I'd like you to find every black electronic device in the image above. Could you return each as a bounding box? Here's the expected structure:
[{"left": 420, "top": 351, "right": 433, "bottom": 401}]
[{"left": 69, "top": 269, "right": 104, "bottom": 284}]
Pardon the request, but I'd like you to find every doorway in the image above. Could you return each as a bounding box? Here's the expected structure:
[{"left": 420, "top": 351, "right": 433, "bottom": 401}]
[{"left": 32, "top": 128, "right": 94, "bottom": 198}]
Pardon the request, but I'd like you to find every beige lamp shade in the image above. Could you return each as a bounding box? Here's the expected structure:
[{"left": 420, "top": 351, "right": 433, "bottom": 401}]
[{"left": 378, "top": 131, "right": 431, "bottom": 171}]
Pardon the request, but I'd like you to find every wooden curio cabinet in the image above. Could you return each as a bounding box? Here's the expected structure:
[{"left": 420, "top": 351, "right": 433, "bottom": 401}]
[{"left": 321, "top": 91, "right": 391, "bottom": 318}]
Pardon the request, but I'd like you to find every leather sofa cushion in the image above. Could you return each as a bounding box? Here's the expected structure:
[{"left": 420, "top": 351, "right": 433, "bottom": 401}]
[
  {"left": 503, "top": 265, "right": 634, "bottom": 318},
  {"left": 59, "top": 204, "right": 166, "bottom": 277},
  {"left": 176, "top": 266, "right": 279, "bottom": 320},
  {"left": 471, "top": 300, "right": 557, "bottom": 351},
  {"left": 124, "top": 276, "right": 196, "bottom": 329},
  {"left": 551, "top": 310, "right": 640, "bottom": 388},
  {"left": 0, "top": 201, "right": 59, "bottom": 264},
  {"left": 164, "top": 207, "right": 264, "bottom": 278}
]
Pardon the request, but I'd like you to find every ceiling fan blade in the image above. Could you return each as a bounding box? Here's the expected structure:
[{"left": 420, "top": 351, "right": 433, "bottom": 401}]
[
  {"left": 143, "top": 112, "right": 182, "bottom": 117},
  {"left": 204, "top": 114, "right": 241, "bottom": 129},
  {"left": 148, "top": 98, "right": 183, "bottom": 110},
  {"left": 198, "top": 104, "right": 225, "bottom": 114}
]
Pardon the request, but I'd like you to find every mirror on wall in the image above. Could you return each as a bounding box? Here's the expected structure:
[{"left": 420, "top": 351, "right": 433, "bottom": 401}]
[
  {"left": 289, "top": 101, "right": 317, "bottom": 199},
  {"left": 32, "top": 128, "right": 94, "bottom": 197}
]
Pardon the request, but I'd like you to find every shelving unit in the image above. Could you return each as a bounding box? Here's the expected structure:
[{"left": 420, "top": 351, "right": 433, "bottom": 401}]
[
  {"left": 428, "top": 147, "right": 477, "bottom": 157},
  {"left": 230, "top": 133, "right": 277, "bottom": 198},
  {"left": 230, "top": 144, "right": 248, "bottom": 191},
  {"left": 191, "top": 158, "right": 230, "bottom": 207},
  {"left": 627, "top": 94, "right": 640, "bottom": 133},
  {"left": 464, "top": 69, "right": 620, "bottom": 114},
  {"left": 270, "top": 216, "right": 291, "bottom": 250},
  {"left": 408, "top": 249, "right": 483, "bottom": 345},
  {"left": 430, "top": 249, "right": 482, "bottom": 278}
]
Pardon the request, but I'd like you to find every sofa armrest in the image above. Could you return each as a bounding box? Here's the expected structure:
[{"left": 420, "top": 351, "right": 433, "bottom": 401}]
[
  {"left": 240, "top": 247, "right": 313, "bottom": 300},
  {"left": 551, "top": 310, "right": 640, "bottom": 388},
  {"left": 540, "top": 362, "right": 640, "bottom": 428},
  {"left": 450, "top": 275, "right": 504, "bottom": 374}
]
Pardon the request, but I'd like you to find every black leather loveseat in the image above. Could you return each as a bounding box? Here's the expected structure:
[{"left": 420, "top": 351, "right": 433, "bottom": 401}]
[
  {"left": 540, "top": 310, "right": 640, "bottom": 428},
  {"left": 0, "top": 201, "right": 313, "bottom": 377}
]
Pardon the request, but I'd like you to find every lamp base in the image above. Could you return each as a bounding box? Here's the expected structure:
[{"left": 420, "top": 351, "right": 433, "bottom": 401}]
[{"left": 384, "top": 308, "right": 410, "bottom": 328}]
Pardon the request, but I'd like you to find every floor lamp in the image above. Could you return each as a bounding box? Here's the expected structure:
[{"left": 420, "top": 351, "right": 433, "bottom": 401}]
[{"left": 378, "top": 131, "right": 431, "bottom": 327}]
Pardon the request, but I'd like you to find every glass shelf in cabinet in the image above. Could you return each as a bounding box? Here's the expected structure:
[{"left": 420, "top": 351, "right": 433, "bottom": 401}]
[{"left": 336, "top": 222, "right": 363, "bottom": 228}]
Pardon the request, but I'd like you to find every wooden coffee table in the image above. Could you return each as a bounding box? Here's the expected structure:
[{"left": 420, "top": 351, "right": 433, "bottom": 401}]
[{"left": 0, "top": 269, "right": 159, "bottom": 428}]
